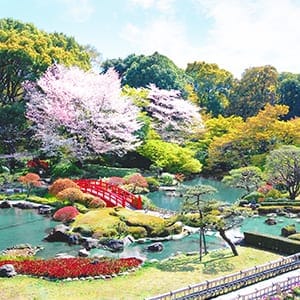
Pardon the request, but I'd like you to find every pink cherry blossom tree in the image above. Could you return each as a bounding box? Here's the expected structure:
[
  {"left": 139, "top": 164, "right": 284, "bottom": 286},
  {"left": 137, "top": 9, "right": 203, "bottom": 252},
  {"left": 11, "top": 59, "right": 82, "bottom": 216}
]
[
  {"left": 145, "top": 84, "right": 203, "bottom": 143},
  {"left": 24, "top": 64, "right": 141, "bottom": 159}
]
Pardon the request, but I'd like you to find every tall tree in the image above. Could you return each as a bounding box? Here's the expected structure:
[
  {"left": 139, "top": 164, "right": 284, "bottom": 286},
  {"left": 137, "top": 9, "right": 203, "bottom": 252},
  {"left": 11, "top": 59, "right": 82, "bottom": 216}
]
[
  {"left": 222, "top": 166, "right": 264, "bottom": 194},
  {"left": 24, "top": 64, "right": 141, "bottom": 160},
  {"left": 266, "top": 145, "right": 300, "bottom": 200},
  {"left": 0, "top": 18, "right": 91, "bottom": 104},
  {"left": 278, "top": 72, "right": 300, "bottom": 120},
  {"left": 181, "top": 184, "right": 217, "bottom": 261},
  {"left": 228, "top": 65, "right": 279, "bottom": 119},
  {"left": 144, "top": 84, "right": 203, "bottom": 144},
  {"left": 186, "top": 61, "right": 235, "bottom": 117},
  {"left": 102, "top": 52, "right": 190, "bottom": 95}
]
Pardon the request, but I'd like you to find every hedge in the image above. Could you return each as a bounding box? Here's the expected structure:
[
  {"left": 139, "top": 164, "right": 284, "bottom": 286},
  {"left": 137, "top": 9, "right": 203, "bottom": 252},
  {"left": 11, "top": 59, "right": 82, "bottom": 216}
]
[{"left": 244, "top": 231, "right": 300, "bottom": 255}]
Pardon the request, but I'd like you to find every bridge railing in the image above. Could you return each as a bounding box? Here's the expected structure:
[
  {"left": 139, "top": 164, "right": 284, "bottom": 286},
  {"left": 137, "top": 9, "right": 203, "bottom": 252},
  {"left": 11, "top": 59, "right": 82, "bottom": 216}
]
[
  {"left": 74, "top": 179, "right": 142, "bottom": 209},
  {"left": 146, "top": 252, "right": 300, "bottom": 300}
]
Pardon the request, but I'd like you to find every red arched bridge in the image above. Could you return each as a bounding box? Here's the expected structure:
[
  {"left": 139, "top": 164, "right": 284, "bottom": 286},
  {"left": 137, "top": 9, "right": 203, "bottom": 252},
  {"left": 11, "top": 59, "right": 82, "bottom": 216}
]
[{"left": 73, "top": 179, "right": 142, "bottom": 209}]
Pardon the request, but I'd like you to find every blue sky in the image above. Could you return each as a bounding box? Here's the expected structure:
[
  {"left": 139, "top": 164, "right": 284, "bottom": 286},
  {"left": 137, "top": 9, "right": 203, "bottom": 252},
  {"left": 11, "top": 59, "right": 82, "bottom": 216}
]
[{"left": 1, "top": 0, "right": 300, "bottom": 78}]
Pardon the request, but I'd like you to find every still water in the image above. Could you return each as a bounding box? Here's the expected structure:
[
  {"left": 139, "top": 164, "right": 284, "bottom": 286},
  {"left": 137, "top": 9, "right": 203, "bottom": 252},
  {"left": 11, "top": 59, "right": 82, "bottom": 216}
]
[
  {"left": 1, "top": 177, "right": 298, "bottom": 259},
  {"left": 147, "top": 177, "right": 245, "bottom": 211}
]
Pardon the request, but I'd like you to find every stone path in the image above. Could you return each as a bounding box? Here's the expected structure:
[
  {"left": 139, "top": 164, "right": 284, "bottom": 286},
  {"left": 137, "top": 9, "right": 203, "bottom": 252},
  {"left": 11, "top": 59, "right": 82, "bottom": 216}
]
[{"left": 213, "top": 269, "right": 300, "bottom": 299}]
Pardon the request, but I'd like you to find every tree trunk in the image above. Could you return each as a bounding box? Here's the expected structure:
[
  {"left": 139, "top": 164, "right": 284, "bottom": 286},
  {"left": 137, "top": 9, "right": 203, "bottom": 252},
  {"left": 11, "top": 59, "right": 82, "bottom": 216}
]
[{"left": 218, "top": 228, "right": 238, "bottom": 256}]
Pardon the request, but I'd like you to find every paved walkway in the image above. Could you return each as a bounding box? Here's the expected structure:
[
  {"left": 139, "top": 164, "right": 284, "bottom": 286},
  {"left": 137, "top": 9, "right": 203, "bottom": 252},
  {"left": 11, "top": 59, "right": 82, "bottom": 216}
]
[{"left": 214, "top": 269, "right": 300, "bottom": 299}]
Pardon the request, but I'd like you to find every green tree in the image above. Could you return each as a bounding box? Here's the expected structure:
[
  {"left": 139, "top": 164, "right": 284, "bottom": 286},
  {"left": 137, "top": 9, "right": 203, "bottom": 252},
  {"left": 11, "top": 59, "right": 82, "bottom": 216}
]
[
  {"left": 278, "top": 72, "right": 300, "bottom": 120},
  {"left": 137, "top": 139, "right": 202, "bottom": 175},
  {"left": 186, "top": 61, "right": 235, "bottom": 116},
  {"left": 102, "top": 52, "right": 190, "bottom": 95},
  {"left": 265, "top": 145, "right": 300, "bottom": 200},
  {"left": 181, "top": 185, "right": 238, "bottom": 260},
  {"left": 222, "top": 166, "right": 264, "bottom": 193},
  {"left": 0, "top": 18, "right": 91, "bottom": 104},
  {"left": 228, "top": 65, "right": 279, "bottom": 119}
]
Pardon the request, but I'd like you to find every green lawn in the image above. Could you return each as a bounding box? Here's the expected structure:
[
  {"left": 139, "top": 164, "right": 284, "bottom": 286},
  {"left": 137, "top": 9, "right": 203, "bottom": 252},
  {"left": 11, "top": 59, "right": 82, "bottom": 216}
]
[{"left": 0, "top": 247, "right": 281, "bottom": 300}]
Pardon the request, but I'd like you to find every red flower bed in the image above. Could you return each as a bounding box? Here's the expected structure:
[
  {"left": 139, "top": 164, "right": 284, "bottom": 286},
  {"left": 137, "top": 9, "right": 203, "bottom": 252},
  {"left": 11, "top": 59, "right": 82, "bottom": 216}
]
[{"left": 0, "top": 257, "right": 142, "bottom": 279}]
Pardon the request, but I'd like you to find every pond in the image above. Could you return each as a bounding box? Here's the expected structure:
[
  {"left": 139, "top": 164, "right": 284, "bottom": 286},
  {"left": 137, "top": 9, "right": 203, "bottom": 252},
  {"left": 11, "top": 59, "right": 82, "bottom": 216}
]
[
  {"left": 0, "top": 207, "right": 81, "bottom": 258},
  {"left": 147, "top": 176, "right": 245, "bottom": 211},
  {"left": 1, "top": 176, "right": 299, "bottom": 260}
]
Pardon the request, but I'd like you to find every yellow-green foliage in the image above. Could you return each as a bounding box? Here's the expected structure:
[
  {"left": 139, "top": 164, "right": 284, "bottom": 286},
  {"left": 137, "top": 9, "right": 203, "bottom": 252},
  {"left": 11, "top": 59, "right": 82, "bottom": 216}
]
[{"left": 71, "top": 208, "right": 181, "bottom": 239}]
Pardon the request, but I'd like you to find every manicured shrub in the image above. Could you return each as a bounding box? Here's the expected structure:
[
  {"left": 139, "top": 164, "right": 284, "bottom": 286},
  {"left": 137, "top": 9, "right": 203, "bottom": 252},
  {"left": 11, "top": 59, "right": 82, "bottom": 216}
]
[
  {"left": 49, "top": 178, "right": 80, "bottom": 196},
  {"left": 51, "top": 161, "right": 83, "bottom": 179},
  {"left": 146, "top": 177, "right": 160, "bottom": 191},
  {"left": 56, "top": 188, "right": 85, "bottom": 204},
  {"left": 72, "top": 224, "right": 93, "bottom": 236},
  {"left": 106, "top": 176, "right": 126, "bottom": 186},
  {"left": 125, "top": 173, "right": 148, "bottom": 192},
  {"left": 18, "top": 172, "right": 42, "bottom": 197},
  {"left": 89, "top": 197, "right": 106, "bottom": 208},
  {"left": 127, "top": 226, "right": 147, "bottom": 239},
  {"left": 53, "top": 206, "right": 79, "bottom": 222},
  {"left": 265, "top": 188, "right": 282, "bottom": 199}
]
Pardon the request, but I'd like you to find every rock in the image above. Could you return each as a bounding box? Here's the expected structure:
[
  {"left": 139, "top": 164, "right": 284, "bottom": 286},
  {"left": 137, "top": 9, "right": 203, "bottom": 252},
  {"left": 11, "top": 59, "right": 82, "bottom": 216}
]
[
  {"left": 38, "top": 205, "right": 53, "bottom": 215},
  {"left": 264, "top": 217, "right": 277, "bottom": 225},
  {"left": 100, "top": 239, "right": 124, "bottom": 252},
  {"left": 0, "top": 264, "right": 17, "bottom": 277},
  {"left": 281, "top": 224, "right": 296, "bottom": 237},
  {"left": 13, "top": 202, "right": 34, "bottom": 209},
  {"left": 146, "top": 242, "right": 164, "bottom": 252},
  {"left": 82, "top": 237, "right": 99, "bottom": 250},
  {"left": 78, "top": 248, "right": 90, "bottom": 257},
  {"left": 44, "top": 224, "right": 70, "bottom": 242},
  {"left": 68, "top": 234, "right": 80, "bottom": 245},
  {"left": 0, "top": 200, "right": 12, "bottom": 208}
]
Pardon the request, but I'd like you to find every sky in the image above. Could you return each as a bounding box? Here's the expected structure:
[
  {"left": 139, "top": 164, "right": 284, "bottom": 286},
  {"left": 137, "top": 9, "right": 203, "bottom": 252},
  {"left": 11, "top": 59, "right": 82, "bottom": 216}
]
[{"left": 1, "top": 0, "right": 300, "bottom": 78}]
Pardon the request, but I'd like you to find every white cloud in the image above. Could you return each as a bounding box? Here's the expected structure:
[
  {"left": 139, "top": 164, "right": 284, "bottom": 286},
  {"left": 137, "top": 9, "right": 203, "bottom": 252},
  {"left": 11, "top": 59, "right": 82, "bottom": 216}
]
[
  {"left": 193, "top": 0, "right": 300, "bottom": 77},
  {"left": 120, "top": 17, "right": 199, "bottom": 69},
  {"left": 59, "top": 0, "right": 94, "bottom": 23}
]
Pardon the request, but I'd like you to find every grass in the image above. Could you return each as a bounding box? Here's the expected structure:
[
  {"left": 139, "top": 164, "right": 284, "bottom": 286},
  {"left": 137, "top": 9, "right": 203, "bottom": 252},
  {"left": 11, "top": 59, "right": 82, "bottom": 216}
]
[{"left": 0, "top": 247, "right": 281, "bottom": 300}]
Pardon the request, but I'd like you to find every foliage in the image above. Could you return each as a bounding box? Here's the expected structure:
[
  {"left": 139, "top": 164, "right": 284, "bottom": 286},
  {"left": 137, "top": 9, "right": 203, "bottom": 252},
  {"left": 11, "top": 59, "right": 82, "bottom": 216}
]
[
  {"left": 278, "top": 72, "right": 300, "bottom": 119},
  {"left": 222, "top": 166, "right": 264, "bottom": 193},
  {"left": 88, "top": 197, "right": 106, "bottom": 209},
  {"left": 102, "top": 52, "right": 189, "bottom": 95},
  {"left": 206, "top": 104, "right": 300, "bottom": 172},
  {"left": 145, "top": 177, "right": 160, "bottom": 191},
  {"left": 56, "top": 187, "right": 85, "bottom": 204},
  {"left": 24, "top": 64, "right": 141, "bottom": 159},
  {"left": 144, "top": 84, "right": 203, "bottom": 144},
  {"left": 83, "top": 165, "right": 140, "bottom": 179},
  {"left": 51, "top": 160, "right": 83, "bottom": 179},
  {"left": 0, "top": 18, "right": 91, "bottom": 104},
  {"left": 0, "top": 102, "right": 31, "bottom": 155},
  {"left": 138, "top": 139, "right": 202, "bottom": 175},
  {"left": 106, "top": 176, "right": 126, "bottom": 186},
  {"left": 265, "top": 145, "right": 300, "bottom": 199},
  {"left": 186, "top": 61, "right": 235, "bottom": 116},
  {"left": 159, "top": 173, "right": 175, "bottom": 186},
  {"left": 227, "top": 65, "right": 279, "bottom": 119},
  {"left": 18, "top": 172, "right": 41, "bottom": 197},
  {"left": 48, "top": 178, "right": 80, "bottom": 196},
  {"left": 53, "top": 206, "right": 80, "bottom": 222},
  {"left": 125, "top": 173, "right": 148, "bottom": 193},
  {"left": 0, "top": 257, "right": 142, "bottom": 279}
]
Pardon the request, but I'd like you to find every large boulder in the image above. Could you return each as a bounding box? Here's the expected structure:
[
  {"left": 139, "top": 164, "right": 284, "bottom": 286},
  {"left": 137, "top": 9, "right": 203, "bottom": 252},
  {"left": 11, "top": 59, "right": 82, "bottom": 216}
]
[
  {"left": 281, "top": 224, "right": 296, "bottom": 237},
  {"left": 78, "top": 248, "right": 90, "bottom": 257},
  {"left": 100, "top": 239, "right": 124, "bottom": 252},
  {"left": 264, "top": 217, "right": 277, "bottom": 225},
  {"left": 44, "top": 224, "right": 70, "bottom": 242},
  {"left": 0, "top": 200, "right": 12, "bottom": 208},
  {"left": 82, "top": 237, "right": 99, "bottom": 250},
  {"left": 146, "top": 242, "right": 164, "bottom": 252},
  {"left": 0, "top": 264, "right": 17, "bottom": 277}
]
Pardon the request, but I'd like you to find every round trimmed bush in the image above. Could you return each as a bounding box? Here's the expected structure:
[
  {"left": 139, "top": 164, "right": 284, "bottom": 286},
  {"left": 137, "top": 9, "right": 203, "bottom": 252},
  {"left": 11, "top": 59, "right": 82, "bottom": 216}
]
[
  {"left": 56, "top": 188, "right": 85, "bottom": 204},
  {"left": 53, "top": 206, "right": 79, "bottom": 222},
  {"left": 49, "top": 178, "right": 80, "bottom": 196}
]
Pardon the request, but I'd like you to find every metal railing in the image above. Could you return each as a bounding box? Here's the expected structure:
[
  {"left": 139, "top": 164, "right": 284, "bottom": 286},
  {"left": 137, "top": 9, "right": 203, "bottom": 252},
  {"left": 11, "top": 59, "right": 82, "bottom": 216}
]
[{"left": 146, "top": 253, "right": 300, "bottom": 300}]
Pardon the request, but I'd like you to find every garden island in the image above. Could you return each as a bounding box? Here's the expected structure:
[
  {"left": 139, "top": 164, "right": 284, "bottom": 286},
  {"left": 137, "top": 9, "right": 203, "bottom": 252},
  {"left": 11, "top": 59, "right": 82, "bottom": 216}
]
[{"left": 0, "top": 18, "right": 299, "bottom": 300}]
